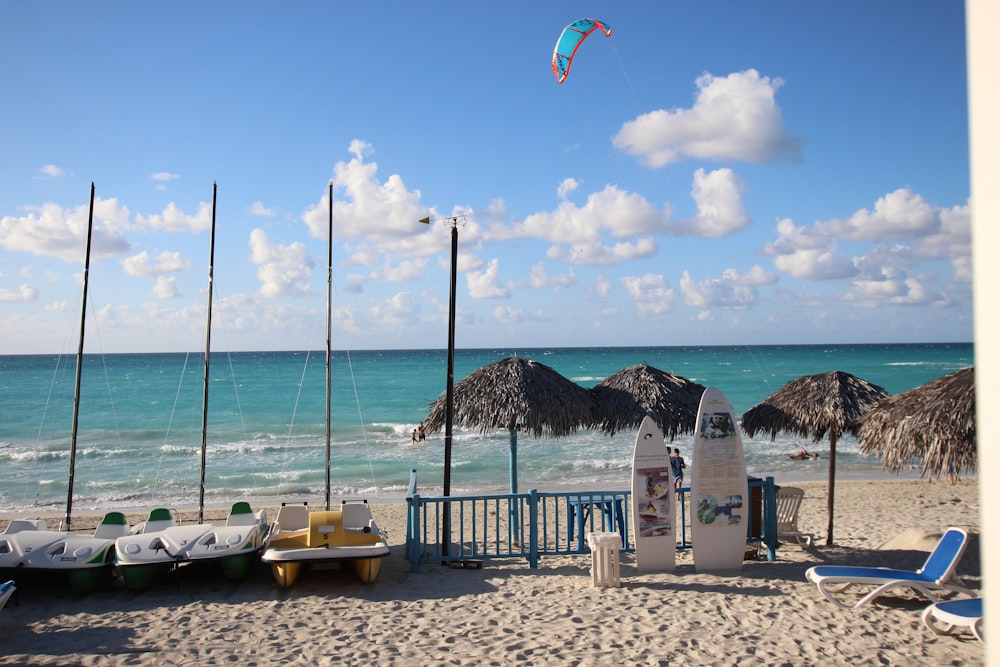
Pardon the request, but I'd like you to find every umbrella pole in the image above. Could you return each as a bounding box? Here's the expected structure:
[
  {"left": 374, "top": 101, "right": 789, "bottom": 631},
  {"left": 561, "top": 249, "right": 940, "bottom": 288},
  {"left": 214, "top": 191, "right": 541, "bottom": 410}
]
[
  {"left": 827, "top": 432, "right": 836, "bottom": 545},
  {"left": 509, "top": 424, "right": 520, "bottom": 543}
]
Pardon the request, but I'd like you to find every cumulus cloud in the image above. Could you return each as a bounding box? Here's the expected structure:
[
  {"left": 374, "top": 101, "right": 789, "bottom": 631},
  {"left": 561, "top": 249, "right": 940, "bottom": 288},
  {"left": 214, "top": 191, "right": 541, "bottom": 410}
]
[
  {"left": 302, "top": 141, "right": 426, "bottom": 247},
  {"left": 121, "top": 250, "right": 191, "bottom": 277},
  {"left": 135, "top": 201, "right": 213, "bottom": 233},
  {"left": 621, "top": 273, "right": 678, "bottom": 314},
  {"left": 817, "top": 188, "right": 940, "bottom": 241},
  {"left": 467, "top": 258, "right": 511, "bottom": 299},
  {"left": 528, "top": 263, "right": 576, "bottom": 290},
  {"left": 38, "top": 165, "right": 64, "bottom": 178},
  {"left": 613, "top": 69, "right": 802, "bottom": 167},
  {"left": 672, "top": 168, "right": 750, "bottom": 238},
  {"left": 249, "top": 228, "right": 315, "bottom": 298},
  {"left": 679, "top": 266, "right": 777, "bottom": 308},
  {"left": 0, "top": 284, "right": 38, "bottom": 302},
  {"left": 153, "top": 275, "right": 179, "bottom": 299},
  {"left": 0, "top": 198, "right": 131, "bottom": 262},
  {"left": 249, "top": 201, "right": 275, "bottom": 217}
]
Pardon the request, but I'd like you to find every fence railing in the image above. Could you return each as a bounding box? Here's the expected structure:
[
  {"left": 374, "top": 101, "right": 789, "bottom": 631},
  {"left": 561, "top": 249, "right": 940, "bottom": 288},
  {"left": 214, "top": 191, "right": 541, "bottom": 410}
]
[{"left": 404, "top": 471, "right": 779, "bottom": 571}]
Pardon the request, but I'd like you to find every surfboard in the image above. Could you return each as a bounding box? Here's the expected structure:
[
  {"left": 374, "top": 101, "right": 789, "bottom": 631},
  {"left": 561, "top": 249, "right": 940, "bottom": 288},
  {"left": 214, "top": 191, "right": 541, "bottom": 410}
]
[
  {"left": 690, "top": 387, "right": 747, "bottom": 573},
  {"left": 630, "top": 415, "right": 675, "bottom": 573}
]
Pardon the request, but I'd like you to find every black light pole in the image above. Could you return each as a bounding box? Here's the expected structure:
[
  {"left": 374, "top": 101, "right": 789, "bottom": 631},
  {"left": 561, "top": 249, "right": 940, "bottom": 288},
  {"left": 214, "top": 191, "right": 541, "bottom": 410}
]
[
  {"left": 420, "top": 215, "right": 462, "bottom": 558},
  {"left": 419, "top": 216, "right": 461, "bottom": 498}
]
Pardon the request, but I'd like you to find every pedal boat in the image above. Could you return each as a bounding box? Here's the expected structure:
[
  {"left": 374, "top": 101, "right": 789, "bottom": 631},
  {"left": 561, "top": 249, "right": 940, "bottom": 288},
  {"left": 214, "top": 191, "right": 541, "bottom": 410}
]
[
  {"left": 0, "top": 512, "right": 130, "bottom": 593},
  {"left": 115, "top": 502, "right": 268, "bottom": 590},
  {"left": 261, "top": 500, "right": 390, "bottom": 587}
]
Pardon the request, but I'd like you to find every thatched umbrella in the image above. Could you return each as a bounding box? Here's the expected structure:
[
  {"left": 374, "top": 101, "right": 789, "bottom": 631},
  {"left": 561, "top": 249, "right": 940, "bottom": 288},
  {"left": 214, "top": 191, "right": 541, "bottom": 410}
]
[
  {"left": 423, "top": 356, "right": 594, "bottom": 495},
  {"left": 741, "top": 370, "right": 889, "bottom": 545},
  {"left": 852, "top": 367, "right": 975, "bottom": 479},
  {"left": 590, "top": 364, "right": 706, "bottom": 439}
]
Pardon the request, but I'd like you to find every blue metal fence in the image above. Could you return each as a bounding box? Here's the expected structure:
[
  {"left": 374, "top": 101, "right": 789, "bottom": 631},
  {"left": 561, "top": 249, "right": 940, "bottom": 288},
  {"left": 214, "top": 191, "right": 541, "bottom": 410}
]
[{"left": 404, "top": 471, "right": 779, "bottom": 571}]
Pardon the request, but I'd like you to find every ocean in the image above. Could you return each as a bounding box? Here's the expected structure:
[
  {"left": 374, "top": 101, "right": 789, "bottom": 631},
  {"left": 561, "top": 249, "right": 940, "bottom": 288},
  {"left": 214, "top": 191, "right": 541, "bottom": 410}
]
[{"left": 0, "top": 343, "right": 973, "bottom": 514}]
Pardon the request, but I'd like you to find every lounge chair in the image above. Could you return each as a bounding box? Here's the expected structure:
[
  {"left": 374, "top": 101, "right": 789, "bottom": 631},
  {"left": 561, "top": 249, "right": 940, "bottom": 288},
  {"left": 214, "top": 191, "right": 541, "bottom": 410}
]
[
  {"left": 921, "top": 597, "right": 983, "bottom": 642},
  {"left": 775, "top": 486, "right": 813, "bottom": 546},
  {"left": 804, "top": 526, "right": 971, "bottom": 609}
]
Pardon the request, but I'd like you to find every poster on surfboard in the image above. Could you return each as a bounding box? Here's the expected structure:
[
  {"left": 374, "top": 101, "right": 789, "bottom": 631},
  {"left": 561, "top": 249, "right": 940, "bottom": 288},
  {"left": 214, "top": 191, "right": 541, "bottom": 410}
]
[
  {"left": 690, "top": 387, "right": 747, "bottom": 573},
  {"left": 631, "top": 415, "right": 675, "bottom": 573}
]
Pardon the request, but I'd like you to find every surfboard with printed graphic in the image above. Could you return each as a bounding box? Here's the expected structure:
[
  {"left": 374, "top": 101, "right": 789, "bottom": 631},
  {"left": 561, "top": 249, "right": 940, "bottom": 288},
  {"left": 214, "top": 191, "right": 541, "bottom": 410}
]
[
  {"left": 630, "top": 415, "right": 675, "bottom": 573},
  {"left": 690, "top": 387, "right": 747, "bottom": 572}
]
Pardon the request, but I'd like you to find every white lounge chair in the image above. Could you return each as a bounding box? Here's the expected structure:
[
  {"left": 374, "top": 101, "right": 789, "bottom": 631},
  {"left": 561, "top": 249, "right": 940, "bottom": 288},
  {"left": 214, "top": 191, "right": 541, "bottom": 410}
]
[
  {"left": 804, "top": 527, "right": 972, "bottom": 609},
  {"left": 775, "top": 486, "right": 813, "bottom": 546},
  {"left": 921, "top": 597, "right": 983, "bottom": 642}
]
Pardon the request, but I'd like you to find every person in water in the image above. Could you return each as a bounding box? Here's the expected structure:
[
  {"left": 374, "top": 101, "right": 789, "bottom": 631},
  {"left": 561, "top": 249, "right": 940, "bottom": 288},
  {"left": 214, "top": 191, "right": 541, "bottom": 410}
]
[{"left": 788, "top": 447, "right": 819, "bottom": 460}]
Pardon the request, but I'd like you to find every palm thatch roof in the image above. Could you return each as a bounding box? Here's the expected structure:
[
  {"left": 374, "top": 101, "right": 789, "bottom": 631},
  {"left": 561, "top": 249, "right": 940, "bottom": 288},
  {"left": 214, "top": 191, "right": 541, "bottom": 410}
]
[
  {"left": 852, "top": 367, "right": 975, "bottom": 479},
  {"left": 741, "top": 370, "right": 889, "bottom": 442},
  {"left": 740, "top": 370, "right": 889, "bottom": 545},
  {"left": 590, "top": 364, "right": 706, "bottom": 439},
  {"left": 423, "top": 356, "right": 593, "bottom": 437}
]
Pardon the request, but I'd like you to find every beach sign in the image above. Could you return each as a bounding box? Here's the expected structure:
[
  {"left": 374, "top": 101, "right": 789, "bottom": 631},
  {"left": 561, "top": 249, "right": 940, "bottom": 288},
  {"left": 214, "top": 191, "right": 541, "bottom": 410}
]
[
  {"left": 690, "top": 387, "right": 748, "bottom": 573},
  {"left": 630, "top": 415, "right": 676, "bottom": 573}
]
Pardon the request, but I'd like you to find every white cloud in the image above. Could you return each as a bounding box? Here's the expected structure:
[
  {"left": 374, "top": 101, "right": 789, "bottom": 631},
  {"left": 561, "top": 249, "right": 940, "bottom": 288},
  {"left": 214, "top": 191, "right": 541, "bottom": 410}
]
[
  {"left": 135, "top": 201, "right": 213, "bottom": 233},
  {"left": 557, "top": 178, "right": 581, "bottom": 199},
  {"left": 151, "top": 172, "right": 180, "bottom": 182},
  {"left": 467, "top": 258, "right": 511, "bottom": 299},
  {"left": 818, "top": 188, "right": 940, "bottom": 241},
  {"left": 672, "top": 168, "right": 750, "bottom": 238},
  {"left": 249, "top": 201, "right": 275, "bottom": 217},
  {"left": 153, "top": 275, "right": 179, "bottom": 299},
  {"left": 249, "top": 228, "right": 315, "bottom": 298},
  {"left": 773, "top": 249, "right": 857, "bottom": 280},
  {"left": 621, "top": 273, "right": 677, "bottom": 314},
  {"left": 679, "top": 266, "right": 776, "bottom": 308},
  {"left": 529, "top": 263, "right": 576, "bottom": 290},
  {"left": 613, "top": 69, "right": 802, "bottom": 167},
  {"left": 121, "top": 250, "right": 191, "bottom": 277},
  {"left": 38, "top": 165, "right": 64, "bottom": 178},
  {"left": 0, "top": 284, "right": 38, "bottom": 302},
  {"left": 0, "top": 199, "right": 131, "bottom": 262}
]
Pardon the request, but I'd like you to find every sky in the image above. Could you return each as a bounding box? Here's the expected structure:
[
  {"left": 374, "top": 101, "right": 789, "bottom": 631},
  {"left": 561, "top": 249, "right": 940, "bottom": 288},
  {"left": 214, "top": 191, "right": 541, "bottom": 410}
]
[{"left": 0, "top": 2, "right": 972, "bottom": 355}]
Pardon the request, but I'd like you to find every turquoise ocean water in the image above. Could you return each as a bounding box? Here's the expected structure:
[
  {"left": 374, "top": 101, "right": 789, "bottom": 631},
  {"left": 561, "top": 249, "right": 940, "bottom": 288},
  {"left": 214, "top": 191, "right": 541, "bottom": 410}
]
[{"left": 0, "top": 344, "right": 973, "bottom": 513}]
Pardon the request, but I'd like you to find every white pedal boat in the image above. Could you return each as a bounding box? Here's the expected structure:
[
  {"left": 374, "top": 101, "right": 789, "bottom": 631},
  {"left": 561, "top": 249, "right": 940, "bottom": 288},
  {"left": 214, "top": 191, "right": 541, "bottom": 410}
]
[
  {"left": 115, "top": 502, "right": 268, "bottom": 590},
  {"left": 0, "top": 512, "right": 130, "bottom": 593},
  {"left": 261, "top": 500, "right": 390, "bottom": 587}
]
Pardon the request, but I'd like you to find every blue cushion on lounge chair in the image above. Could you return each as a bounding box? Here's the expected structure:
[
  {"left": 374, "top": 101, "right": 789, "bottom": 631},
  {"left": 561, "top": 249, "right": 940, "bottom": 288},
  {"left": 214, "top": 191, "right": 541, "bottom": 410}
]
[{"left": 804, "top": 527, "right": 971, "bottom": 609}]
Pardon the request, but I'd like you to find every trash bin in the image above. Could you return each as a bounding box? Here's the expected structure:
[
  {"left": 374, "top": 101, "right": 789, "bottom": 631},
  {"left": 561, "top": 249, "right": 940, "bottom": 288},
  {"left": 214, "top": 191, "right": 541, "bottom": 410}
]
[{"left": 586, "top": 531, "right": 622, "bottom": 588}]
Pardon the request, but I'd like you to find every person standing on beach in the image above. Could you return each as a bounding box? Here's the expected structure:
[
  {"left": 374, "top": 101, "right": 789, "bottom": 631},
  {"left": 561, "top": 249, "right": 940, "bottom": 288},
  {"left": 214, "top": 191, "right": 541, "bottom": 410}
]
[
  {"left": 670, "top": 447, "right": 686, "bottom": 499},
  {"left": 417, "top": 423, "right": 426, "bottom": 442},
  {"left": 411, "top": 429, "right": 418, "bottom": 445}
]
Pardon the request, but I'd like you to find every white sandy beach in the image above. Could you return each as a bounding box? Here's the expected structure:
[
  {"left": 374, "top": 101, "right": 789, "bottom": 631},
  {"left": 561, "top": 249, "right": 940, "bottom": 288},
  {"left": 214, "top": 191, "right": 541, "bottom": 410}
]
[{"left": 0, "top": 479, "right": 983, "bottom": 666}]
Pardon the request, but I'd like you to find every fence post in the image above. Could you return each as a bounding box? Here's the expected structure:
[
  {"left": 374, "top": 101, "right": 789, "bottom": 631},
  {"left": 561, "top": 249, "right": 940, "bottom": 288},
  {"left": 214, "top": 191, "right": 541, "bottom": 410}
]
[{"left": 528, "top": 489, "right": 539, "bottom": 569}]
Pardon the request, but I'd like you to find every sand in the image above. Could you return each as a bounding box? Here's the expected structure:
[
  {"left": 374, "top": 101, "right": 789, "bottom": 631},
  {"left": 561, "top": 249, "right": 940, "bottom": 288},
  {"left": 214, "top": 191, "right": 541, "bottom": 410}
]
[{"left": 0, "top": 479, "right": 983, "bottom": 666}]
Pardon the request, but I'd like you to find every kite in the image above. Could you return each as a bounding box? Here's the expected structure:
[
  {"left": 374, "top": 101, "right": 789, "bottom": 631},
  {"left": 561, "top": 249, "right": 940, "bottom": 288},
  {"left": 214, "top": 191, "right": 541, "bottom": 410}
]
[{"left": 552, "top": 18, "right": 613, "bottom": 84}]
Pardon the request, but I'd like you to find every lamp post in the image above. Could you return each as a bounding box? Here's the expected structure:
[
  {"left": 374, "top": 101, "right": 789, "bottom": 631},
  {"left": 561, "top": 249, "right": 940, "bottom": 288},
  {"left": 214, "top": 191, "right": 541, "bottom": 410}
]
[
  {"left": 419, "top": 215, "right": 462, "bottom": 497},
  {"left": 420, "top": 214, "right": 463, "bottom": 557}
]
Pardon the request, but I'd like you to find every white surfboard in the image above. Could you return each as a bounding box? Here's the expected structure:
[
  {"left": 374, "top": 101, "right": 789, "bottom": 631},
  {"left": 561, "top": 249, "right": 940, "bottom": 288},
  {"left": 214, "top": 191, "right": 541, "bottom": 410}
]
[
  {"left": 690, "top": 387, "right": 747, "bottom": 573},
  {"left": 631, "top": 415, "right": 675, "bottom": 573}
]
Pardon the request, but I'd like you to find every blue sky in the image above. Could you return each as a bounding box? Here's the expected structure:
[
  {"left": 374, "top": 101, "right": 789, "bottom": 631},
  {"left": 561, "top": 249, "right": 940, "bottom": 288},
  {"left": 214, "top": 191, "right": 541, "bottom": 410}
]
[{"left": 0, "top": 2, "right": 971, "bottom": 354}]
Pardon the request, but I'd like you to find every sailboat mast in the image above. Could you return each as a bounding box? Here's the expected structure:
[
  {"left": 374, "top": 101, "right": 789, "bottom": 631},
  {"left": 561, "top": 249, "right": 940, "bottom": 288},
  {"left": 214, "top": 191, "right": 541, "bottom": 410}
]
[
  {"left": 198, "top": 182, "right": 218, "bottom": 524},
  {"left": 325, "top": 181, "right": 333, "bottom": 511},
  {"left": 64, "top": 182, "right": 96, "bottom": 531}
]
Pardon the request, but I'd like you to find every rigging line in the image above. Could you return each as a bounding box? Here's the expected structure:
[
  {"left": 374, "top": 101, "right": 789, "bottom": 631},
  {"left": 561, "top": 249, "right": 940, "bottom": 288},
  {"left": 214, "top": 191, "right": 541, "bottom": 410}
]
[
  {"left": 329, "top": 276, "right": 378, "bottom": 492},
  {"left": 211, "top": 286, "right": 260, "bottom": 498},
  {"left": 744, "top": 344, "right": 774, "bottom": 396},
  {"left": 156, "top": 351, "right": 193, "bottom": 498},
  {"left": 282, "top": 326, "right": 318, "bottom": 493},
  {"left": 85, "top": 288, "right": 131, "bottom": 505}
]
